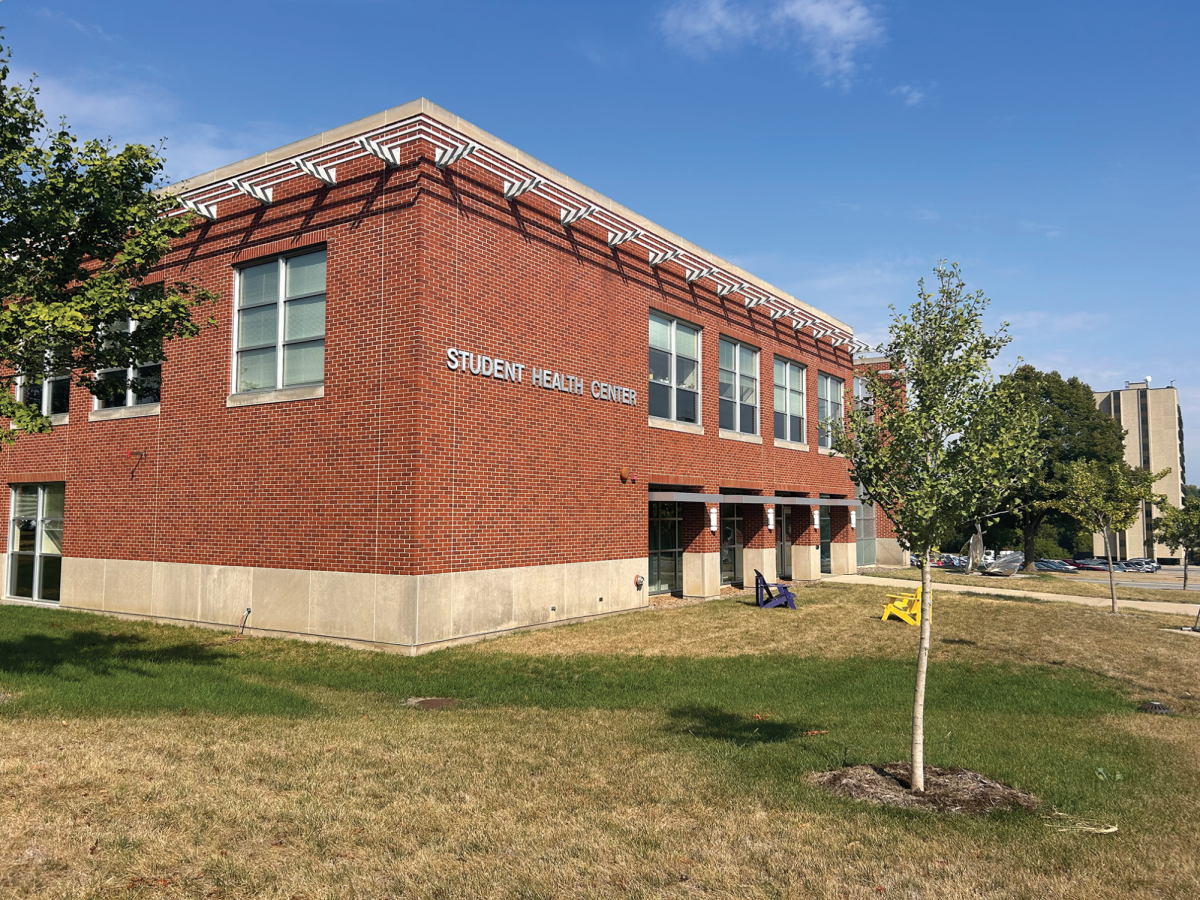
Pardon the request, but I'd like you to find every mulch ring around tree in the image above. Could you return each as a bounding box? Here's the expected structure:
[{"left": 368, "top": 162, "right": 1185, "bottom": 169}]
[{"left": 811, "top": 763, "right": 1038, "bottom": 815}]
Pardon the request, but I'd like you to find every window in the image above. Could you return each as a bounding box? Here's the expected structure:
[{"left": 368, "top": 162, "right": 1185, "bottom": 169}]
[
  {"left": 817, "top": 372, "right": 844, "bottom": 449},
  {"left": 773, "top": 358, "right": 806, "bottom": 443},
  {"left": 853, "top": 374, "right": 872, "bottom": 411},
  {"left": 95, "top": 320, "right": 161, "bottom": 409},
  {"left": 16, "top": 371, "right": 70, "bottom": 417},
  {"left": 236, "top": 249, "right": 326, "bottom": 392},
  {"left": 719, "top": 338, "right": 758, "bottom": 434},
  {"left": 648, "top": 313, "right": 700, "bottom": 423},
  {"left": 8, "top": 483, "right": 64, "bottom": 603},
  {"left": 648, "top": 501, "right": 683, "bottom": 594}
]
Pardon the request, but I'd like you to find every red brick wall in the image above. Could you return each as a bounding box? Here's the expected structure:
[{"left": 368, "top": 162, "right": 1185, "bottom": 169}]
[{"left": 2, "top": 134, "right": 855, "bottom": 577}]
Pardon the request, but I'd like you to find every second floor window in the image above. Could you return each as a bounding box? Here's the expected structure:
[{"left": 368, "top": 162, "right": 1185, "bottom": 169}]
[
  {"left": 95, "top": 320, "right": 161, "bottom": 409},
  {"left": 818, "top": 372, "right": 845, "bottom": 448},
  {"left": 648, "top": 312, "right": 699, "bottom": 424},
  {"left": 236, "top": 249, "right": 326, "bottom": 393},
  {"left": 773, "top": 358, "right": 805, "bottom": 443},
  {"left": 17, "top": 371, "right": 70, "bottom": 417},
  {"left": 719, "top": 337, "right": 758, "bottom": 435}
]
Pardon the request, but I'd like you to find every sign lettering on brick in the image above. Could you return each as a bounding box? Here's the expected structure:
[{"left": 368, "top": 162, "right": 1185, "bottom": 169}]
[{"left": 445, "top": 346, "right": 636, "bottom": 407}]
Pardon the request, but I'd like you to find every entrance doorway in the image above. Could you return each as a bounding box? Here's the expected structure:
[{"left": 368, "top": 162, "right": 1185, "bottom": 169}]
[
  {"left": 9, "top": 483, "right": 64, "bottom": 603},
  {"left": 775, "top": 505, "right": 792, "bottom": 579},
  {"left": 720, "top": 503, "right": 743, "bottom": 585},
  {"left": 648, "top": 501, "right": 683, "bottom": 595},
  {"left": 819, "top": 499, "right": 832, "bottom": 575}
]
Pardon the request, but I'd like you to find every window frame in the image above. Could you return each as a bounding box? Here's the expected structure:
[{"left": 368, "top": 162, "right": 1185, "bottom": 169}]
[
  {"left": 232, "top": 247, "right": 327, "bottom": 394},
  {"left": 15, "top": 366, "right": 71, "bottom": 418},
  {"left": 7, "top": 483, "right": 64, "bottom": 603},
  {"left": 773, "top": 356, "right": 806, "bottom": 444},
  {"left": 719, "top": 336, "right": 759, "bottom": 436},
  {"left": 648, "top": 311, "right": 701, "bottom": 425},
  {"left": 92, "top": 320, "right": 162, "bottom": 411},
  {"left": 817, "top": 372, "right": 845, "bottom": 449}
]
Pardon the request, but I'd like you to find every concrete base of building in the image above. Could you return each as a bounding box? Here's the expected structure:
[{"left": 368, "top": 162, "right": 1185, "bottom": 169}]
[
  {"left": 830, "top": 541, "right": 856, "bottom": 575},
  {"left": 43, "top": 556, "right": 649, "bottom": 654},
  {"left": 742, "top": 547, "right": 775, "bottom": 586},
  {"left": 792, "top": 544, "right": 820, "bottom": 580},
  {"left": 682, "top": 551, "right": 721, "bottom": 599},
  {"left": 874, "top": 537, "right": 908, "bottom": 567}
]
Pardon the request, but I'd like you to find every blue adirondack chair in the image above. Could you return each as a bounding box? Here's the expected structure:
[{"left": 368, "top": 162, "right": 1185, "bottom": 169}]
[{"left": 754, "top": 570, "right": 796, "bottom": 609}]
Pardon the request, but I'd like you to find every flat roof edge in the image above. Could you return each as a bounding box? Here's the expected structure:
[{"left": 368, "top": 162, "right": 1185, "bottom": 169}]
[{"left": 164, "top": 98, "right": 850, "bottom": 333}]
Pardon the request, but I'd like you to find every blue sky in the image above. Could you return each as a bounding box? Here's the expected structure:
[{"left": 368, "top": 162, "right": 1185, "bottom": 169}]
[{"left": 9, "top": 1, "right": 1199, "bottom": 466}]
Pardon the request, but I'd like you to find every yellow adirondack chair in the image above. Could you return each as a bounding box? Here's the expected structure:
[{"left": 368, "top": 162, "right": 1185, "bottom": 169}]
[{"left": 882, "top": 585, "right": 922, "bottom": 626}]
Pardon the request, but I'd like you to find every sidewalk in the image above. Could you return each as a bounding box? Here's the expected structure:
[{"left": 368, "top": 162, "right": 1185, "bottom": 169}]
[{"left": 825, "top": 574, "right": 1200, "bottom": 618}]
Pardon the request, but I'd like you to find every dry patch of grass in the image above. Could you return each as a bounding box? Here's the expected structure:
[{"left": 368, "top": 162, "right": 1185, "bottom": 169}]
[
  {"left": 859, "top": 566, "right": 1200, "bottom": 604},
  {"left": 2, "top": 584, "right": 1199, "bottom": 899}
]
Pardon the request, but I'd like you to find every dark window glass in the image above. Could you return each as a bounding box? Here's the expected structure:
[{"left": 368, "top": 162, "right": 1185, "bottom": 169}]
[
  {"left": 39, "top": 556, "right": 61, "bottom": 603},
  {"left": 23, "top": 382, "right": 43, "bottom": 411},
  {"left": 648, "top": 382, "right": 671, "bottom": 419},
  {"left": 790, "top": 416, "right": 801, "bottom": 443},
  {"left": 740, "top": 403, "right": 755, "bottom": 434},
  {"left": 12, "top": 554, "right": 34, "bottom": 598},
  {"left": 48, "top": 379, "right": 70, "bottom": 415},
  {"left": 134, "top": 365, "right": 162, "bottom": 405},
  {"left": 720, "top": 399, "right": 735, "bottom": 430},
  {"left": 677, "top": 390, "right": 697, "bottom": 424},
  {"left": 649, "top": 347, "right": 671, "bottom": 385},
  {"left": 775, "top": 410, "right": 786, "bottom": 440},
  {"left": 97, "top": 370, "right": 128, "bottom": 409}
]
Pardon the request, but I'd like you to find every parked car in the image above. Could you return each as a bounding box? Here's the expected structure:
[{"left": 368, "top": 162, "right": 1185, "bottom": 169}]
[
  {"left": 1071, "top": 560, "right": 1108, "bottom": 571},
  {"left": 1056, "top": 559, "right": 1081, "bottom": 570}
]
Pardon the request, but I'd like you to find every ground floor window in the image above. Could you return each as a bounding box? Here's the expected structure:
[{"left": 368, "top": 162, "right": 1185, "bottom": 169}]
[
  {"left": 856, "top": 489, "right": 876, "bottom": 567},
  {"left": 9, "top": 483, "right": 64, "bottom": 603},
  {"left": 819, "top": 500, "right": 832, "bottom": 575},
  {"left": 775, "top": 505, "right": 792, "bottom": 579},
  {"left": 649, "top": 502, "right": 683, "bottom": 595},
  {"left": 720, "top": 503, "right": 744, "bottom": 585}
]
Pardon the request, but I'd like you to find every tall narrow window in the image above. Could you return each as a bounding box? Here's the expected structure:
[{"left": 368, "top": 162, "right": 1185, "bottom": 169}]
[
  {"left": 648, "top": 313, "right": 699, "bottom": 424},
  {"left": 773, "top": 358, "right": 805, "bottom": 443},
  {"left": 94, "top": 320, "right": 161, "bottom": 409},
  {"left": 719, "top": 338, "right": 758, "bottom": 435},
  {"left": 236, "top": 249, "right": 327, "bottom": 392},
  {"left": 8, "top": 483, "right": 64, "bottom": 603},
  {"left": 817, "top": 372, "right": 845, "bottom": 449}
]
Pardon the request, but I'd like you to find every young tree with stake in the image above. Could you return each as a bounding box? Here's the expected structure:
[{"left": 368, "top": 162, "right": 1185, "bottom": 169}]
[
  {"left": 831, "top": 263, "right": 1038, "bottom": 793},
  {"left": 1154, "top": 495, "right": 1200, "bottom": 589},
  {"left": 1056, "top": 460, "right": 1168, "bottom": 612}
]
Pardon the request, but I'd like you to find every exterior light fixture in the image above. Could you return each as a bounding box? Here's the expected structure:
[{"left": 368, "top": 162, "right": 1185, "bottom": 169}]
[
  {"left": 607, "top": 229, "right": 643, "bottom": 248},
  {"left": 685, "top": 266, "right": 715, "bottom": 284},
  {"left": 295, "top": 158, "right": 337, "bottom": 186},
  {"left": 560, "top": 204, "right": 598, "bottom": 226},
  {"left": 357, "top": 135, "right": 403, "bottom": 167},
  {"left": 229, "top": 179, "right": 272, "bottom": 205},
  {"left": 648, "top": 248, "right": 681, "bottom": 267},
  {"left": 812, "top": 506, "right": 820, "bottom": 528},
  {"left": 178, "top": 197, "right": 217, "bottom": 221},
  {"left": 850, "top": 509, "right": 857, "bottom": 530},
  {"left": 503, "top": 176, "right": 543, "bottom": 199},
  {"left": 435, "top": 141, "right": 478, "bottom": 169},
  {"left": 709, "top": 507, "right": 719, "bottom": 533},
  {"left": 767, "top": 508, "right": 775, "bottom": 531}
]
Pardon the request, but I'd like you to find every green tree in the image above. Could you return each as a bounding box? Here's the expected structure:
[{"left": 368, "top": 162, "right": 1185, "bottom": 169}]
[
  {"left": 832, "top": 262, "right": 1039, "bottom": 792},
  {"left": 0, "top": 37, "right": 211, "bottom": 440},
  {"left": 1154, "top": 495, "right": 1200, "bottom": 589},
  {"left": 1057, "top": 461, "right": 1168, "bottom": 612},
  {"left": 1000, "top": 366, "right": 1126, "bottom": 571}
]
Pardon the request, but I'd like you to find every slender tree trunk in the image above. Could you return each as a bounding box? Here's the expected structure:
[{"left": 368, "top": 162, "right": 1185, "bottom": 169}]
[
  {"left": 1103, "top": 529, "right": 1118, "bottom": 614},
  {"left": 912, "top": 549, "right": 933, "bottom": 792},
  {"left": 1184, "top": 551, "right": 1189, "bottom": 591},
  {"left": 1021, "top": 511, "right": 1040, "bottom": 573}
]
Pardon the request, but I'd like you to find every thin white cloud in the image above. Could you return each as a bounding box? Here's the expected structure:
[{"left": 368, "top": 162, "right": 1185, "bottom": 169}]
[
  {"left": 890, "top": 84, "right": 923, "bottom": 106},
  {"left": 35, "top": 7, "right": 114, "bottom": 41},
  {"left": 1019, "top": 220, "right": 1063, "bottom": 240},
  {"left": 18, "top": 67, "right": 289, "bottom": 183},
  {"left": 659, "top": 0, "right": 884, "bottom": 85}
]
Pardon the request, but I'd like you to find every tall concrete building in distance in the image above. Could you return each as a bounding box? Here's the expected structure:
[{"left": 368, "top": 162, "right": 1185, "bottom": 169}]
[{"left": 1093, "top": 380, "right": 1186, "bottom": 563}]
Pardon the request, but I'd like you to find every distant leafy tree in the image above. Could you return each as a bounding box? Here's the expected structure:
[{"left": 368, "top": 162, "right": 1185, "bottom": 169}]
[
  {"left": 0, "top": 35, "right": 212, "bottom": 441},
  {"left": 1154, "top": 496, "right": 1200, "bottom": 589},
  {"left": 832, "top": 262, "right": 1039, "bottom": 793},
  {"left": 1057, "top": 461, "right": 1168, "bottom": 612},
  {"left": 1000, "top": 366, "right": 1126, "bottom": 571}
]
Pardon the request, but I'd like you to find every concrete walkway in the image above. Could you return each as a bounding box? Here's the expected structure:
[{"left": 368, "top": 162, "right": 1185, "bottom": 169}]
[{"left": 825, "top": 573, "right": 1200, "bottom": 618}]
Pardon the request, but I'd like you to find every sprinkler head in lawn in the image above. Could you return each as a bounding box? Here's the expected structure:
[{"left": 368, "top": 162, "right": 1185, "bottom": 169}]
[{"left": 1137, "top": 701, "right": 1173, "bottom": 716}]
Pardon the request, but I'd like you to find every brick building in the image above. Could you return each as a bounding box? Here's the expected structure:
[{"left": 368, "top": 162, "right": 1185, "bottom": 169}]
[{"left": 2, "top": 99, "right": 863, "bottom": 652}]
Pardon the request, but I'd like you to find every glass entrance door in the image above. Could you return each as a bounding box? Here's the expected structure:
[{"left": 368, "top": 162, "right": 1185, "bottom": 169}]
[
  {"left": 819, "top": 502, "right": 832, "bottom": 575},
  {"left": 9, "top": 484, "right": 64, "bottom": 603},
  {"left": 648, "top": 501, "right": 683, "bottom": 595},
  {"left": 775, "top": 505, "right": 792, "bottom": 579},
  {"left": 720, "top": 503, "right": 743, "bottom": 585}
]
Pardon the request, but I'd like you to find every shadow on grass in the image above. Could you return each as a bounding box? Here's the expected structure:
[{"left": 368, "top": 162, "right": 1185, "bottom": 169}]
[{"left": 667, "top": 705, "right": 811, "bottom": 744}]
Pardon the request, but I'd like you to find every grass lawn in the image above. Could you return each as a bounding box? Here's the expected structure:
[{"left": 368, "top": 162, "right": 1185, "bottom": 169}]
[
  {"left": 859, "top": 565, "right": 1200, "bottom": 605},
  {"left": 2, "top": 582, "right": 1197, "bottom": 898}
]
